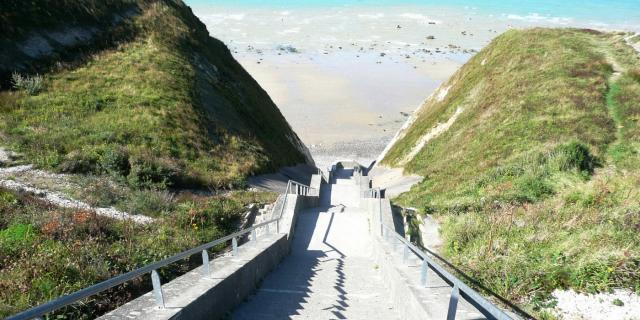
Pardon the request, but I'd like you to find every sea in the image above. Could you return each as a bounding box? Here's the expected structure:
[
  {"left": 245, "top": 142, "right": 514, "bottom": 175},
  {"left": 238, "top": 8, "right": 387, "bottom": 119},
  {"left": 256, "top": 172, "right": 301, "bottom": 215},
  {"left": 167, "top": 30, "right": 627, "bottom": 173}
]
[{"left": 186, "top": 0, "right": 640, "bottom": 31}]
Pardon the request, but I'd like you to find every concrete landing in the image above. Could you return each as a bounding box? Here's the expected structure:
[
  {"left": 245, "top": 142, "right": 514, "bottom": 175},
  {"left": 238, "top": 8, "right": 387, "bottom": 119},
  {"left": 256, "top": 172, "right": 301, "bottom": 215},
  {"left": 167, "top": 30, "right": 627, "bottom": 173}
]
[
  {"left": 322, "top": 183, "right": 361, "bottom": 208},
  {"left": 247, "top": 164, "right": 317, "bottom": 193},
  {"left": 232, "top": 206, "right": 400, "bottom": 320}
]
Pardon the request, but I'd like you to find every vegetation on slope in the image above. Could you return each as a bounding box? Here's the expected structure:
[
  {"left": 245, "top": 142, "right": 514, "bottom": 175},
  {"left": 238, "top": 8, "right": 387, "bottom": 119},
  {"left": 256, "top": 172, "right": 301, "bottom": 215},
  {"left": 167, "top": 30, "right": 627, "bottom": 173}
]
[
  {"left": 382, "top": 28, "right": 640, "bottom": 314},
  {"left": 0, "top": 0, "right": 308, "bottom": 189},
  {"left": 0, "top": 187, "right": 276, "bottom": 318},
  {"left": 0, "top": 0, "right": 307, "bottom": 317}
]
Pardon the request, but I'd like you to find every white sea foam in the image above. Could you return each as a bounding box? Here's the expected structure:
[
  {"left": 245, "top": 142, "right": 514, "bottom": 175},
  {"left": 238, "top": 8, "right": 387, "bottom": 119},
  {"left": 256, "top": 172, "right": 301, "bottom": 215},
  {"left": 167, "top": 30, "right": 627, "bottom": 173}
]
[
  {"left": 358, "top": 13, "right": 385, "bottom": 19},
  {"left": 227, "top": 13, "right": 246, "bottom": 21},
  {"left": 399, "top": 13, "right": 441, "bottom": 24},
  {"left": 201, "top": 13, "right": 246, "bottom": 24},
  {"left": 278, "top": 27, "right": 301, "bottom": 35},
  {"left": 506, "top": 13, "right": 573, "bottom": 25}
]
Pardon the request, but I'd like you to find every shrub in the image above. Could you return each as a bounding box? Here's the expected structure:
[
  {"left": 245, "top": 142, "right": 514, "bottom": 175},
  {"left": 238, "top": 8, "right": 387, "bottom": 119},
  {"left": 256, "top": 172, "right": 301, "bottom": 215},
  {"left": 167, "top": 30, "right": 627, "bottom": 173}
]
[
  {"left": 11, "top": 72, "right": 44, "bottom": 95},
  {"left": 83, "top": 178, "right": 125, "bottom": 208},
  {"left": 59, "top": 151, "right": 100, "bottom": 174},
  {"left": 630, "top": 69, "right": 640, "bottom": 83},
  {"left": 121, "top": 189, "right": 175, "bottom": 217},
  {"left": 552, "top": 141, "right": 599, "bottom": 175},
  {"left": 127, "top": 157, "right": 179, "bottom": 189},
  {"left": 100, "top": 147, "right": 130, "bottom": 177}
]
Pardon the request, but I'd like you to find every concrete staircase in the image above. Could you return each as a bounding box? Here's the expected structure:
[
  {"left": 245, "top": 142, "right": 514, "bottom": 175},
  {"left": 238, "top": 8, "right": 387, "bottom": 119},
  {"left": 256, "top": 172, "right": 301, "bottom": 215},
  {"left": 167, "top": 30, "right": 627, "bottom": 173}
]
[
  {"left": 14, "top": 162, "right": 511, "bottom": 320},
  {"left": 233, "top": 174, "right": 400, "bottom": 319}
]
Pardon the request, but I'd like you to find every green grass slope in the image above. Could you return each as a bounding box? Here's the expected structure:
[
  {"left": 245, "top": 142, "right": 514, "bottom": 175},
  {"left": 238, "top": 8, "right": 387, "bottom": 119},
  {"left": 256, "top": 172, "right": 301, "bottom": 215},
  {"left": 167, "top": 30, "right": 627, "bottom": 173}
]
[
  {"left": 0, "top": 186, "right": 276, "bottom": 317},
  {"left": 0, "top": 1, "right": 309, "bottom": 317},
  {"left": 381, "top": 28, "right": 640, "bottom": 315},
  {"left": 0, "top": 0, "right": 309, "bottom": 189}
]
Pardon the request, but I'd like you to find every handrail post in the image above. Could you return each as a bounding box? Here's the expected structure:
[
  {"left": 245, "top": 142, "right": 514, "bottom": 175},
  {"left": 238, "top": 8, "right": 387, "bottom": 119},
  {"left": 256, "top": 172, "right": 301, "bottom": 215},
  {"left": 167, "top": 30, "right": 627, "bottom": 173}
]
[
  {"left": 232, "top": 237, "right": 238, "bottom": 256},
  {"left": 201, "top": 250, "right": 210, "bottom": 277},
  {"left": 446, "top": 285, "right": 460, "bottom": 320},
  {"left": 420, "top": 260, "right": 428, "bottom": 286},
  {"left": 276, "top": 219, "right": 280, "bottom": 234},
  {"left": 151, "top": 270, "right": 165, "bottom": 308},
  {"left": 251, "top": 229, "right": 257, "bottom": 246},
  {"left": 378, "top": 195, "right": 383, "bottom": 237}
]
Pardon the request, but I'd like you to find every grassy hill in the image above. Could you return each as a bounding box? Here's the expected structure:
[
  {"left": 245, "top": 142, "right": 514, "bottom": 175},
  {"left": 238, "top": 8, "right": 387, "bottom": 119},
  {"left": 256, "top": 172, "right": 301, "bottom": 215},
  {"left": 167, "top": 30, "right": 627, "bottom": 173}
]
[
  {"left": 381, "top": 28, "right": 640, "bottom": 315},
  {"left": 0, "top": 0, "right": 310, "bottom": 189},
  {"left": 0, "top": 0, "right": 309, "bottom": 317}
]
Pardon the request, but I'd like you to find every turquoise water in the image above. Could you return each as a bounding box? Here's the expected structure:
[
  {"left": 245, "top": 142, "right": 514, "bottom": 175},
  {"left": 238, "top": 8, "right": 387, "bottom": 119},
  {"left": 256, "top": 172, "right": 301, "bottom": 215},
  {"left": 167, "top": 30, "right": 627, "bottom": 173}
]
[{"left": 186, "top": 0, "right": 640, "bottom": 27}]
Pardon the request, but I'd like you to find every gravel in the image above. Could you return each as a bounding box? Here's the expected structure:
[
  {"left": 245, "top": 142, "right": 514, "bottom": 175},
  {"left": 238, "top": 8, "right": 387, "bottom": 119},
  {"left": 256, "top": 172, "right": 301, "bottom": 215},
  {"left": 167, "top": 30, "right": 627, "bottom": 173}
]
[
  {"left": 0, "top": 163, "right": 153, "bottom": 224},
  {"left": 549, "top": 289, "right": 640, "bottom": 320}
]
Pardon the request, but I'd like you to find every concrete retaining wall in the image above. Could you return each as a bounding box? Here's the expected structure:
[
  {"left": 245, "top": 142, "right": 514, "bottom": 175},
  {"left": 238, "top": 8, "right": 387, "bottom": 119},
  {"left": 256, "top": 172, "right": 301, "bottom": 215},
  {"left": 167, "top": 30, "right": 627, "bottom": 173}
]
[
  {"left": 170, "top": 236, "right": 290, "bottom": 320},
  {"left": 371, "top": 234, "right": 429, "bottom": 320},
  {"left": 362, "top": 197, "right": 429, "bottom": 320},
  {"left": 309, "top": 174, "right": 322, "bottom": 197}
]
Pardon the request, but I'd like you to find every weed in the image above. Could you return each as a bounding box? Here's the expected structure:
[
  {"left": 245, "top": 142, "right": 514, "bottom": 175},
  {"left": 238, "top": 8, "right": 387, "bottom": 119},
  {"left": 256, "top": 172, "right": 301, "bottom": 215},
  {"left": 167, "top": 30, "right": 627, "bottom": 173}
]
[
  {"left": 0, "top": 223, "right": 36, "bottom": 255},
  {"left": 11, "top": 72, "right": 44, "bottom": 95},
  {"left": 59, "top": 150, "right": 101, "bottom": 174},
  {"left": 127, "top": 156, "right": 179, "bottom": 189},
  {"left": 100, "top": 146, "right": 131, "bottom": 177}
]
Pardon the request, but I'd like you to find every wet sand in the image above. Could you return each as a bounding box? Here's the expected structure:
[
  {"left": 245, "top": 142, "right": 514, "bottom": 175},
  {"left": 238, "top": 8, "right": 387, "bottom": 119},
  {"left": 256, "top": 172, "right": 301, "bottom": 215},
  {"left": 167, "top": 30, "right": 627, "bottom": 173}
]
[{"left": 237, "top": 52, "right": 461, "bottom": 168}]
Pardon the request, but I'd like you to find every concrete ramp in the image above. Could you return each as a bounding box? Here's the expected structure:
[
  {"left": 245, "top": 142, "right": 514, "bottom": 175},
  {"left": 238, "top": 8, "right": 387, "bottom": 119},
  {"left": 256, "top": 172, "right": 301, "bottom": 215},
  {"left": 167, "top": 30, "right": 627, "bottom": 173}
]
[{"left": 247, "top": 164, "right": 317, "bottom": 193}]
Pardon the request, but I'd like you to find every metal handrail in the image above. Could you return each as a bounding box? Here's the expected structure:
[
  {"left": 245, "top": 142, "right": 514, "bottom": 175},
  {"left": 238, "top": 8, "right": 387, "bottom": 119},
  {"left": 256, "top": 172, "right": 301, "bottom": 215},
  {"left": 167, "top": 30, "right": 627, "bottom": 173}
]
[
  {"left": 9, "top": 179, "right": 311, "bottom": 320},
  {"left": 286, "top": 180, "right": 312, "bottom": 196},
  {"left": 361, "top": 183, "right": 511, "bottom": 319},
  {"left": 317, "top": 168, "right": 329, "bottom": 184},
  {"left": 362, "top": 187, "right": 382, "bottom": 199},
  {"left": 378, "top": 215, "right": 512, "bottom": 320}
]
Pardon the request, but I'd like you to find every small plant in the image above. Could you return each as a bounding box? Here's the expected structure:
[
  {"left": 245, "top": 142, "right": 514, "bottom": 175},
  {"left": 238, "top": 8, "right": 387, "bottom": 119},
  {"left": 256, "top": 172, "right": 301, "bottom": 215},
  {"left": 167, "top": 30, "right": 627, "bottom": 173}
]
[
  {"left": 100, "top": 147, "right": 130, "bottom": 177},
  {"left": 612, "top": 298, "right": 624, "bottom": 306},
  {"left": 11, "top": 72, "right": 44, "bottom": 95},
  {"left": 59, "top": 151, "right": 101, "bottom": 174},
  {"left": 127, "top": 157, "right": 179, "bottom": 189}
]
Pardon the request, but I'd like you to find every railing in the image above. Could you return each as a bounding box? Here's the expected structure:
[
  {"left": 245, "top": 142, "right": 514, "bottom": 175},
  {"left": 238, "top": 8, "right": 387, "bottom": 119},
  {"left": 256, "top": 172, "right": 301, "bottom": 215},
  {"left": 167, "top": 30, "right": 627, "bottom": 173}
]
[
  {"left": 318, "top": 168, "right": 330, "bottom": 184},
  {"left": 287, "top": 180, "right": 311, "bottom": 196},
  {"left": 362, "top": 187, "right": 382, "bottom": 199},
  {"left": 353, "top": 165, "right": 363, "bottom": 177},
  {"left": 9, "top": 180, "right": 311, "bottom": 320},
  {"left": 364, "top": 189, "right": 512, "bottom": 320}
]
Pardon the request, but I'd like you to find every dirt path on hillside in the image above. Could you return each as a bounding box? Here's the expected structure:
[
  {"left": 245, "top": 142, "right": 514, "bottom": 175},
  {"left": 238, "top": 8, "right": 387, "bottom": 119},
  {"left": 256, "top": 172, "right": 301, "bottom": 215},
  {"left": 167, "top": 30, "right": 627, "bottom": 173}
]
[
  {"left": 624, "top": 33, "right": 640, "bottom": 55},
  {"left": 0, "top": 148, "right": 153, "bottom": 224}
]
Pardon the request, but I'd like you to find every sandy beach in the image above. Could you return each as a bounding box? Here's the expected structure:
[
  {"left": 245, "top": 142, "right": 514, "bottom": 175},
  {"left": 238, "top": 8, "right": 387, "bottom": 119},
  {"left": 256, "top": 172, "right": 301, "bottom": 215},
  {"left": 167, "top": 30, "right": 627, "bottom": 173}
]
[
  {"left": 190, "top": 4, "right": 639, "bottom": 168},
  {"left": 237, "top": 52, "right": 459, "bottom": 168}
]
